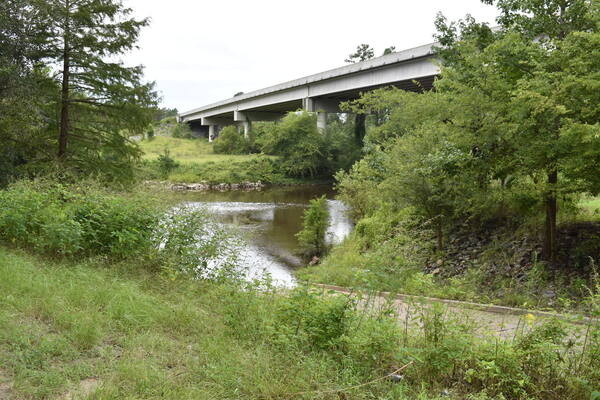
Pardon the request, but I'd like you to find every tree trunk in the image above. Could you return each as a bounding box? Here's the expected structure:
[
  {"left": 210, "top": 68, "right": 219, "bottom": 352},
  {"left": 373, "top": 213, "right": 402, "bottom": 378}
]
[
  {"left": 436, "top": 221, "right": 444, "bottom": 251},
  {"left": 542, "top": 169, "right": 558, "bottom": 264},
  {"left": 58, "top": 0, "right": 70, "bottom": 160},
  {"left": 354, "top": 113, "right": 366, "bottom": 145}
]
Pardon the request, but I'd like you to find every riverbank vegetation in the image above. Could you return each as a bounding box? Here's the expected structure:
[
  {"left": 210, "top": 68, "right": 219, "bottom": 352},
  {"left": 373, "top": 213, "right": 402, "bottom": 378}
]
[
  {"left": 138, "top": 135, "right": 287, "bottom": 184},
  {"left": 139, "top": 112, "right": 362, "bottom": 185},
  {"left": 2, "top": 0, "right": 600, "bottom": 398},
  {"left": 296, "top": 195, "right": 330, "bottom": 259},
  {"left": 302, "top": 0, "right": 600, "bottom": 311},
  {"left": 1, "top": 221, "right": 599, "bottom": 399}
]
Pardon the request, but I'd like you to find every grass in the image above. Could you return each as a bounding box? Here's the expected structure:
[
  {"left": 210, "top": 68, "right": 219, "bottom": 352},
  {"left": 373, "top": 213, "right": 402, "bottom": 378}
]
[
  {"left": 139, "top": 136, "right": 272, "bottom": 165},
  {"left": 580, "top": 195, "right": 600, "bottom": 218},
  {"left": 137, "top": 136, "right": 321, "bottom": 185},
  {"left": 0, "top": 248, "right": 421, "bottom": 399},
  {"left": 1, "top": 246, "right": 599, "bottom": 399},
  {"left": 137, "top": 136, "right": 299, "bottom": 184}
]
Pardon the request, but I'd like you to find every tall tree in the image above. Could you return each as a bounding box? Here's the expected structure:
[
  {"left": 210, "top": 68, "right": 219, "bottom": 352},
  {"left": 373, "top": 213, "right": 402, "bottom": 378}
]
[
  {"left": 33, "top": 0, "right": 157, "bottom": 175},
  {"left": 344, "top": 43, "right": 375, "bottom": 63},
  {"left": 435, "top": 0, "right": 600, "bottom": 262},
  {"left": 345, "top": 44, "right": 376, "bottom": 144},
  {"left": 0, "top": 0, "right": 53, "bottom": 185}
]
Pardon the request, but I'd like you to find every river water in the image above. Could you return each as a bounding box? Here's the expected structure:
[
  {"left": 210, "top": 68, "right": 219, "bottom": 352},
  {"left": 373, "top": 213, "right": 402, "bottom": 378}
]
[{"left": 173, "top": 185, "right": 353, "bottom": 286}]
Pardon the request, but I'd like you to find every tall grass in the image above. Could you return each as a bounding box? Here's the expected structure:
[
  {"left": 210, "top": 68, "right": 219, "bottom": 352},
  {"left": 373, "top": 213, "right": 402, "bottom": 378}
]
[{"left": 1, "top": 248, "right": 599, "bottom": 399}]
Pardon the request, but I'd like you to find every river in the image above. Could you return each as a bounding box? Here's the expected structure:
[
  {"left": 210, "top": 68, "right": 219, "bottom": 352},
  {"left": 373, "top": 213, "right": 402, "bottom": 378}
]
[{"left": 172, "top": 185, "right": 353, "bottom": 286}]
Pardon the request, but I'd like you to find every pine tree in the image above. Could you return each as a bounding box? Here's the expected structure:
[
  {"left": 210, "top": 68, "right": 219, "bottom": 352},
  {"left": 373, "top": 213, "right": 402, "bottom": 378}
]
[{"left": 32, "top": 0, "right": 157, "bottom": 176}]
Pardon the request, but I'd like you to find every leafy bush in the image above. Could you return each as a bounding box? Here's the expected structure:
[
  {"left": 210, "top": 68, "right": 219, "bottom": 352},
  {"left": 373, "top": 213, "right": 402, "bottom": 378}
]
[
  {"left": 172, "top": 122, "right": 193, "bottom": 138},
  {"left": 213, "top": 126, "right": 249, "bottom": 154},
  {"left": 152, "top": 204, "right": 240, "bottom": 280},
  {"left": 156, "top": 148, "right": 179, "bottom": 178},
  {"left": 146, "top": 127, "right": 155, "bottom": 140},
  {"left": 259, "top": 112, "right": 326, "bottom": 178},
  {"left": 72, "top": 193, "right": 159, "bottom": 258},
  {"left": 275, "top": 286, "right": 352, "bottom": 350},
  {"left": 0, "top": 181, "right": 160, "bottom": 259},
  {"left": 296, "top": 195, "right": 329, "bottom": 258}
]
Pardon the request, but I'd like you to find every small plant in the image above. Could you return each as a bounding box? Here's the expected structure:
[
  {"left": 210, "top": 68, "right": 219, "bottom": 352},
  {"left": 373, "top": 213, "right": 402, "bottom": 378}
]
[
  {"left": 296, "top": 196, "right": 330, "bottom": 259},
  {"left": 157, "top": 148, "right": 179, "bottom": 178},
  {"left": 152, "top": 205, "right": 240, "bottom": 280}
]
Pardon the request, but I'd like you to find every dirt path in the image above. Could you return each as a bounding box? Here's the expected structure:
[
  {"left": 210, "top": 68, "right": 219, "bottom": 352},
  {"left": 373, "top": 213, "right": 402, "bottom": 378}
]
[
  {"left": 0, "top": 370, "right": 12, "bottom": 400},
  {"left": 314, "top": 284, "right": 594, "bottom": 341}
]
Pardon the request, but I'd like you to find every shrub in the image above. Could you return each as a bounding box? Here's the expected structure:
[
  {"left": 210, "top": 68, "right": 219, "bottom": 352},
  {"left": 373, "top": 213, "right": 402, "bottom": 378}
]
[
  {"left": 275, "top": 286, "right": 351, "bottom": 350},
  {"left": 152, "top": 204, "right": 239, "bottom": 279},
  {"left": 156, "top": 148, "right": 179, "bottom": 178},
  {"left": 296, "top": 195, "right": 329, "bottom": 258},
  {"left": 259, "top": 112, "right": 326, "bottom": 178},
  {"left": 0, "top": 181, "right": 161, "bottom": 259},
  {"left": 172, "top": 122, "right": 193, "bottom": 138},
  {"left": 71, "top": 194, "right": 159, "bottom": 258},
  {"left": 212, "top": 126, "right": 248, "bottom": 154}
]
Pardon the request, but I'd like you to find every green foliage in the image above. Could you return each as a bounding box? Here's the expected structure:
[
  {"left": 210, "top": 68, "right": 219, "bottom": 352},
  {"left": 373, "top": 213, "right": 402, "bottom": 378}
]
[
  {"left": 296, "top": 196, "right": 330, "bottom": 258},
  {"left": 433, "top": 1, "right": 600, "bottom": 261},
  {"left": 335, "top": 0, "right": 600, "bottom": 270},
  {"left": 156, "top": 148, "right": 179, "bottom": 178},
  {"left": 213, "top": 125, "right": 249, "bottom": 154},
  {"left": 152, "top": 204, "right": 239, "bottom": 280},
  {"left": 0, "top": 0, "right": 157, "bottom": 183},
  {"left": 345, "top": 43, "right": 375, "bottom": 63},
  {"left": 259, "top": 112, "right": 326, "bottom": 177},
  {"left": 0, "top": 181, "right": 160, "bottom": 258},
  {"left": 0, "top": 2, "right": 55, "bottom": 186},
  {"left": 171, "top": 122, "right": 193, "bottom": 138},
  {"left": 146, "top": 127, "right": 155, "bottom": 140},
  {"left": 275, "top": 286, "right": 352, "bottom": 350},
  {"left": 256, "top": 112, "right": 361, "bottom": 179},
  {"left": 0, "top": 180, "right": 239, "bottom": 281}
]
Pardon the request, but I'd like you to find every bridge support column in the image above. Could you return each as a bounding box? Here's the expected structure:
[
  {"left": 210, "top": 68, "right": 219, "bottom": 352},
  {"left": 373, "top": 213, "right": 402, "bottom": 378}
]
[
  {"left": 208, "top": 125, "right": 216, "bottom": 142},
  {"left": 317, "top": 112, "right": 327, "bottom": 132},
  {"left": 242, "top": 120, "right": 251, "bottom": 138}
]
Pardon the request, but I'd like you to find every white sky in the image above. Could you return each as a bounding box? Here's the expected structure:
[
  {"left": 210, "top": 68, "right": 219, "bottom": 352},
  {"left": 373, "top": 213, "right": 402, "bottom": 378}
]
[{"left": 123, "top": 0, "right": 500, "bottom": 112}]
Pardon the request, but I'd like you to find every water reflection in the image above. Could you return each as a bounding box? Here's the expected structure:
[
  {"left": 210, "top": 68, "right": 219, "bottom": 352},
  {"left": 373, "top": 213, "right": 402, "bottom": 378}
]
[{"left": 174, "top": 185, "right": 353, "bottom": 286}]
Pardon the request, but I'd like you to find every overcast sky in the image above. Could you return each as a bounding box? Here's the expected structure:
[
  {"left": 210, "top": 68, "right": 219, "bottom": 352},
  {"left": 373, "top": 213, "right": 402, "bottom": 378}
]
[{"left": 123, "top": 1, "right": 500, "bottom": 112}]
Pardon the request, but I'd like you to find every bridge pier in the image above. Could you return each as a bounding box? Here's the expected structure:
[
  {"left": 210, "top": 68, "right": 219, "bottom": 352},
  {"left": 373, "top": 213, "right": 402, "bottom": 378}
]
[
  {"left": 208, "top": 125, "right": 216, "bottom": 142},
  {"left": 303, "top": 98, "right": 340, "bottom": 132},
  {"left": 317, "top": 112, "right": 327, "bottom": 132},
  {"left": 242, "top": 121, "right": 251, "bottom": 138}
]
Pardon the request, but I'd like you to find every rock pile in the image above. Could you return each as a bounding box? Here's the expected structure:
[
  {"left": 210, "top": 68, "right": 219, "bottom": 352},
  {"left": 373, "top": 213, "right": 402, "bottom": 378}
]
[{"left": 171, "top": 181, "right": 265, "bottom": 191}]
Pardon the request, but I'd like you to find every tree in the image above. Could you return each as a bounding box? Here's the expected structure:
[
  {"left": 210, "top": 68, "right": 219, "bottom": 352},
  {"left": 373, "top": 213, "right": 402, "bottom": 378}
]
[
  {"left": 0, "top": 0, "right": 53, "bottom": 185},
  {"left": 259, "top": 112, "right": 326, "bottom": 178},
  {"left": 32, "top": 0, "right": 157, "bottom": 176},
  {"left": 345, "top": 44, "right": 377, "bottom": 145},
  {"left": 345, "top": 43, "right": 375, "bottom": 63},
  {"left": 296, "top": 196, "right": 330, "bottom": 258},
  {"left": 213, "top": 126, "right": 249, "bottom": 155},
  {"left": 382, "top": 46, "right": 396, "bottom": 55},
  {"left": 435, "top": 0, "right": 600, "bottom": 262}
]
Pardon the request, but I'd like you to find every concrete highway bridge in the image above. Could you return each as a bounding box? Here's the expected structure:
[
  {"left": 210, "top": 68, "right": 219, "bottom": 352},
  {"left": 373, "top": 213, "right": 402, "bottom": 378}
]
[{"left": 178, "top": 42, "right": 439, "bottom": 141}]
